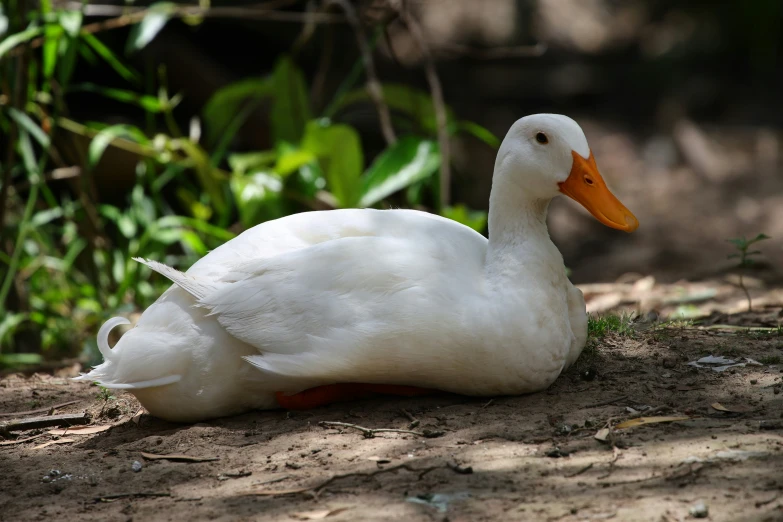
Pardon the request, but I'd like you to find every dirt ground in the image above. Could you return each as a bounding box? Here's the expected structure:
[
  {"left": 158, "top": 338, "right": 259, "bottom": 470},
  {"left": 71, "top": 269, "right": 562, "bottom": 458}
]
[{"left": 1, "top": 282, "right": 782, "bottom": 522}]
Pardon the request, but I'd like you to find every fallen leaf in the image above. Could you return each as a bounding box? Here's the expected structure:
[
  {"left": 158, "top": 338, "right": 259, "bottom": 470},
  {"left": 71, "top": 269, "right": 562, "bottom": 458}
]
[
  {"left": 140, "top": 452, "right": 219, "bottom": 462},
  {"left": 615, "top": 416, "right": 690, "bottom": 429},
  {"left": 367, "top": 456, "right": 391, "bottom": 464},
  {"left": 594, "top": 428, "right": 611, "bottom": 442},
  {"left": 710, "top": 402, "right": 752, "bottom": 413},
  {"left": 292, "top": 507, "right": 350, "bottom": 520},
  {"left": 33, "top": 438, "right": 75, "bottom": 449},
  {"left": 0, "top": 434, "right": 45, "bottom": 446},
  {"left": 48, "top": 425, "right": 112, "bottom": 436}
]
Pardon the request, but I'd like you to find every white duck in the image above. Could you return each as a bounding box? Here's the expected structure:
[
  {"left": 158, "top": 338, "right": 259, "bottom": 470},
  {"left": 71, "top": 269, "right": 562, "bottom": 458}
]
[{"left": 74, "top": 114, "right": 638, "bottom": 422}]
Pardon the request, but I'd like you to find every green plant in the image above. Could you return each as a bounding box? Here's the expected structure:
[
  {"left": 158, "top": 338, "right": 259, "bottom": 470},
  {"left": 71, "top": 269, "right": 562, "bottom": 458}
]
[
  {"left": 96, "top": 385, "right": 115, "bottom": 403},
  {"left": 587, "top": 313, "right": 635, "bottom": 339},
  {"left": 727, "top": 233, "right": 770, "bottom": 312},
  {"left": 759, "top": 355, "right": 781, "bottom": 365},
  {"left": 0, "top": 3, "right": 497, "bottom": 366}
]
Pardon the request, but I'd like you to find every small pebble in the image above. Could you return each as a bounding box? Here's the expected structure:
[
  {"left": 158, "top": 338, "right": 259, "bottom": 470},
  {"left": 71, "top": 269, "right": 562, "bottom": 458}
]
[
  {"left": 689, "top": 501, "right": 708, "bottom": 518},
  {"left": 131, "top": 461, "right": 143, "bottom": 472},
  {"left": 751, "top": 379, "right": 758, "bottom": 385}
]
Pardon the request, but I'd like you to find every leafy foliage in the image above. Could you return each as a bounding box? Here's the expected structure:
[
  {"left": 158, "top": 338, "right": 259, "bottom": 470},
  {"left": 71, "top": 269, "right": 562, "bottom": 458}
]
[{"left": 0, "top": 3, "right": 499, "bottom": 367}]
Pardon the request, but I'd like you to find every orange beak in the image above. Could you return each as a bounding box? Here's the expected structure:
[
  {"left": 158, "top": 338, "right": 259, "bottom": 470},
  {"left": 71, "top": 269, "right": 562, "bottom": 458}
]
[{"left": 558, "top": 150, "right": 639, "bottom": 233}]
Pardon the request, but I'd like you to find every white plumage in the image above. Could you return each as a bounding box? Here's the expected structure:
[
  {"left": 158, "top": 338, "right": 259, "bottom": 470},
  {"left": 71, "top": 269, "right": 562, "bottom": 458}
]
[{"left": 73, "top": 114, "right": 637, "bottom": 422}]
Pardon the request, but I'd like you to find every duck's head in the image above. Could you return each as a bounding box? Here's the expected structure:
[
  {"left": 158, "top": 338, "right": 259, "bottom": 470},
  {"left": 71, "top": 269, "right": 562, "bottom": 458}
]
[{"left": 496, "top": 113, "right": 638, "bottom": 232}]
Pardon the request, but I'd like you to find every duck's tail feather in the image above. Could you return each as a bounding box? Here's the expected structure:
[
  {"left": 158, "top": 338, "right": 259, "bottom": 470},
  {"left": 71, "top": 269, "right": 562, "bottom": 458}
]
[
  {"left": 96, "top": 316, "right": 130, "bottom": 360},
  {"left": 91, "top": 374, "right": 182, "bottom": 389},
  {"left": 132, "top": 257, "right": 216, "bottom": 300},
  {"left": 72, "top": 315, "right": 183, "bottom": 390}
]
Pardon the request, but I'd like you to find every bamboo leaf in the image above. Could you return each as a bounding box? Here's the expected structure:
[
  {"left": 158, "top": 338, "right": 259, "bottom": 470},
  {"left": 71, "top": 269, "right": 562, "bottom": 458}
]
[
  {"left": 0, "top": 24, "right": 44, "bottom": 59},
  {"left": 42, "top": 24, "right": 63, "bottom": 79},
  {"left": 88, "top": 125, "right": 148, "bottom": 168},
  {"left": 80, "top": 32, "right": 138, "bottom": 83},
  {"left": 58, "top": 9, "right": 83, "bottom": 37},
  {"left": 126, "top": 2, "right": 175, "bottom": 53},
  {"left": 71, "top": 83, "right": 164, "bottom": 112},
  {"left": 7, "top": 108, "right": 50, "bottom": 148}
]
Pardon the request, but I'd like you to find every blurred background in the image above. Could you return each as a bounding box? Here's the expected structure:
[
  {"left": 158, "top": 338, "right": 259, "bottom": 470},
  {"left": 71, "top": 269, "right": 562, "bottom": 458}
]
[{"left": 1, "top": 0, "right": 781, "bottom": 368}]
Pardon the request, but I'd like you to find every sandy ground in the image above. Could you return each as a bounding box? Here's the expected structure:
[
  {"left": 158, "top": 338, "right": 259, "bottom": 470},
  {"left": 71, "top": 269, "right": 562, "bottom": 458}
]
[{"left": 1, "top": 287, "right": 782, "bottom": 522}]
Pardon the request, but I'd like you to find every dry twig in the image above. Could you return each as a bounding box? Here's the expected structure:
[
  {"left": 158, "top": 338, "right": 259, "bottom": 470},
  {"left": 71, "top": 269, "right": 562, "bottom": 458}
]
[
  {"left": 586, "top": 395, "right": 628, "bottom": 409},
  {"left": 319, "top": 420, "right": 443, "bottom": 438},
  {"left": 0, "top": 400, "right": 81, "bottom": 418},
  {"left": 437, "top": 42, "right": 547, "bottom": 59},
  {"left": 400, "top": 408, "right": 420, "bottom": 428},
  {"left": 94, "top": 492, "right": 170, "bottom": 503},
  {"left": 0, "top": 412, "right": 90, "bottom": 434},
  {"left": 396, "top": 4, "right": 451, "bottom": 208},
  {"left": 7, "top": 0, "right": 347, "bottom": 57},
  {"left": 565, "top": 463, "right": 594, "bottom": 478},
  {"left": 244, "top": 461, "right": 471, "bottom": 496},
  {"left": 327, "top": 0, "right": 396, "bottom": 145}
]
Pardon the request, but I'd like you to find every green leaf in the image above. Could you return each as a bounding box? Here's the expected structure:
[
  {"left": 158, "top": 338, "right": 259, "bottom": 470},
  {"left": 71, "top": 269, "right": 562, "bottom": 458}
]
[
  {"left": 80, "top": 32, "right": 138, "bottom": 83},
  {"left": 0, "top": 24, "right": 44, "bottom": 59},
  {"left": 112, "top": 249, "right": 126, "bottom": 283},
  {"left": 301, "top": 121, "right": 363, "bottom": 207},
  {"left": 126, "top": 2, "right": 175, "bottom": 54},
  {"left": 271, "top": 56, "right": 312, "bottom": 143},
  {"left": 291, "top": 161, "right": 326, "bottom": 198},
  {"left": 58, "top": 9, "right": 83, "bottom": 37},
  {"left": 230, "top": 171, "right": 286, "bottom": 228},
  {"left": 202, "top": 76, "right": 274, "bottom": 145},
  {"left": 441, "top": 204, "right": 488, "bottom": 233},
  {"left": 0, "top": 313, "right": 28, "bottom": 347},
  {"left": 275, "top": 148, "right": 317, "bottom": 177},
  {"left": 71, "top": 83, "right": 164, "bottom": 112},
  {"left": 154, "top": 215, "right": 235, "bottom": 241},
  {"left": 334, "top": 84, "right": 455, "bottom": 135},
  {"left": 360, "top": 137, "right": 440, "bottom": 207},
  {"left": 31, "top": 207, "right": 63, "bottom": 227},
  {"left": 42, "top": 24, "right": 63, "bottom": 79},
  {"left": 17, "top": 130, "right": 38, "bottom": 176},
  {"left": 88, "top": 124, "right": 149, "bottom": 168},
  {"left": 228, "top": 150, "right": 278, "bottom": 174},
  {"left": 178, "top": 230, "right": 207, "bottom": 255},
  {"left": 117, "top": 214, "right": 138, "bottom": 238},
  {"left": 175, "top": 138, "right": 228, "bottom": 215},
  {"left": 749, "top": 233, "right": 771, "bottom": 244},
  {"left": 0, "top": 5, "right": 8, "bottom": 38},
  {"left": 7, "top": 108, "right": 50, "bottom": 148},
  {"left": 457, "top": 120, "right": 500, "bottom": 149}
]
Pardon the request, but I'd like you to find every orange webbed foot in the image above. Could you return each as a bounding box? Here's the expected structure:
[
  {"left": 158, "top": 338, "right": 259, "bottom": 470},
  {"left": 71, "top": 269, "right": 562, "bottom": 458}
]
[{"left": 275, "top": 383, "right": 436, "bottom": 410}]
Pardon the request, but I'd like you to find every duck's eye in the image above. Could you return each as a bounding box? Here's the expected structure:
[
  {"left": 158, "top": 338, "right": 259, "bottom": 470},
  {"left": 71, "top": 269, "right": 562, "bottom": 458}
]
[{"left": 535, "top": 132, "right": 548, "bottom": 144}]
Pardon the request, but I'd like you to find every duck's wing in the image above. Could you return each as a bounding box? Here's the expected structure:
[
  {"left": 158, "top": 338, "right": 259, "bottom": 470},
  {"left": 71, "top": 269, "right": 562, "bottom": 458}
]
[
  {"left": 140, "top": 214, "right": 487, "bottom": 390},
  {"left": 208, "top": 234, "right": 483, "bottom": 388},
  {"left": 184, "top": 208, "right": 485, "bottom": 280}
]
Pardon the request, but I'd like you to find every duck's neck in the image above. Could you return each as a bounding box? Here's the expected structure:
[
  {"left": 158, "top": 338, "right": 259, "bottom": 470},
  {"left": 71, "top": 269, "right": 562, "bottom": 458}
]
[{"left": 484, "top": 180, "right": 562, "bottom": 287}]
